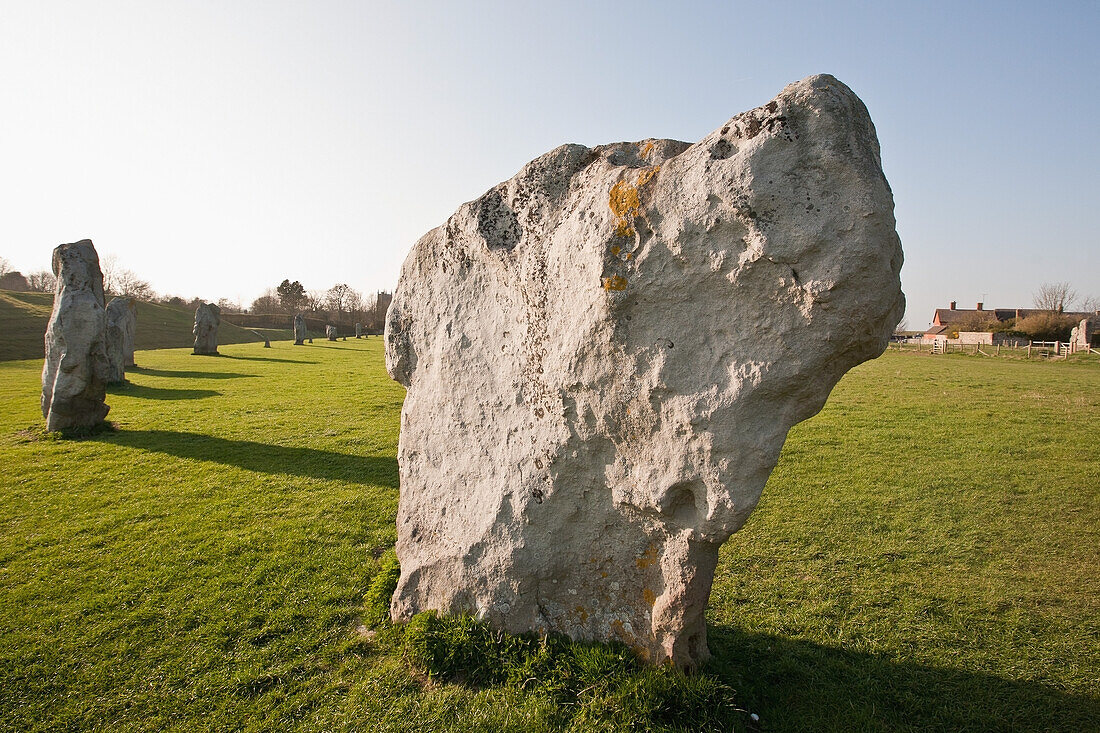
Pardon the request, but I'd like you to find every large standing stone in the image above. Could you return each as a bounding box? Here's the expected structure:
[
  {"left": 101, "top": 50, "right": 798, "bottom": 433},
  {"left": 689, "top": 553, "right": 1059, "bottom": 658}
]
[
  {"left": 385, "top": 74, "right": 905, "bottom": 667},
  {"left": 104, "top": 296, "right": 137, "bottom": 382},
  {"left": 193, "top": 303, "right": 220, "bottom": 355},
  {"left": 326, "top": 325, "right": 338, "bottom": 341},
  {"left": 41, "top": 239, "right": 111, "bottom": 431},
  {"left": 355, "top": 322, "right": 363, "bottom": 338},
  {"left": 293, "top": 313, "right": 308, "bottom": 345}
]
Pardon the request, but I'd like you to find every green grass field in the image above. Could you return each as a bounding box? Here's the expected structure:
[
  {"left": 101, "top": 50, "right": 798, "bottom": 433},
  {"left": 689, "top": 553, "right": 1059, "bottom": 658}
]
[
  {"left": 1, "top": 341, "right": 1097, "bottom": 732},
  {"left": 0, "top": 290, "right": 286, "bottom": 362}
]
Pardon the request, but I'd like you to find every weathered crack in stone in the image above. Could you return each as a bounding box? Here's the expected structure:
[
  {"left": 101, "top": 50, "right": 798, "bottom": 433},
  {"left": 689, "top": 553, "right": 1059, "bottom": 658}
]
[{"left": 384, "top": 74, "right": 905, "bottom": 667}]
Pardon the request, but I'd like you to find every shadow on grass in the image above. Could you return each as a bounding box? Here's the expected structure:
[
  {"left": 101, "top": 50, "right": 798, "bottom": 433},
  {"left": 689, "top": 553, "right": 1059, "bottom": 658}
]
[
  {"left": 98, "top": 430, "right": 398, "bottom": 487},
  {"left": 129, "top": 367, "right": 256, "bottom": 380},
  {"left": 106, "top": 384, "right": 221, "bottom": 400},
  {"left": 220, "top": 354, "right": 319, "bottom": 364},
  {"left": 705, "top": 625, "right": 1100, "bottom": 732}
]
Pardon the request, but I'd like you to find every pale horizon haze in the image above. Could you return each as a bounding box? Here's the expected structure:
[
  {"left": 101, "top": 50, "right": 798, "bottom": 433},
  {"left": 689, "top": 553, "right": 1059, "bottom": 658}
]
[{"left": 1, "top": 1, "right": 1097, "bottom": 327}]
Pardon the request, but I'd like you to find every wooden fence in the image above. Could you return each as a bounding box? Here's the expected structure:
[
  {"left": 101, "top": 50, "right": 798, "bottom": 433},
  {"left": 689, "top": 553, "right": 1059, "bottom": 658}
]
[{"left": 889, "top": 340, "right": 1097, "bottom": 359}]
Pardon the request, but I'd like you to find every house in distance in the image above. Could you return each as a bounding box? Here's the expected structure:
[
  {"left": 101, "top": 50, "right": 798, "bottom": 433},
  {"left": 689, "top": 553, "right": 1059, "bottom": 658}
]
[{"left": 923, "top": 301, "right": 1099, "bottom": 347}]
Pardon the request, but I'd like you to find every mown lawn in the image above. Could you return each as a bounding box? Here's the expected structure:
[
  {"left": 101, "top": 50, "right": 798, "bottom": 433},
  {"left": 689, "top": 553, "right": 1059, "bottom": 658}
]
[{"left": 0, "top": 342, "right": 1097, "bottom": 732}]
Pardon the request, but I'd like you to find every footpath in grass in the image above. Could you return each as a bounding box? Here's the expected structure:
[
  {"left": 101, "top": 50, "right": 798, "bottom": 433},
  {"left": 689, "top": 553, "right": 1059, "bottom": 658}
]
[{"left": 0, "top": 344, "right": 1098, "bottom": 731}]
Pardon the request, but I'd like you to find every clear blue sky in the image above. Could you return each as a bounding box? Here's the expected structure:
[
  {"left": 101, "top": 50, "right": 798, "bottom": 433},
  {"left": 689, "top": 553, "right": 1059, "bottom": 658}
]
[{"left": 1, "top": 0, "right": 1097, "bottom": 327}]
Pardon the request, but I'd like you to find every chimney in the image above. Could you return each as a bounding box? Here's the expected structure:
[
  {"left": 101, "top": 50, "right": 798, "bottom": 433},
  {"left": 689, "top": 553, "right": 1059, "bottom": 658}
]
[
  {"left": 976, "top": 302, "right": 983, "bottom": 311},
  {"left": 949, "top": 301, "right": 956, "bottom": 310}
]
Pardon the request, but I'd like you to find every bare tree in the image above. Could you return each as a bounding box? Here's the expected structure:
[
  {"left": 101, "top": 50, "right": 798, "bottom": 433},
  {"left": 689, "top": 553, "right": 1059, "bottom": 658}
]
[
  {"left": 112, "top": 269, "right": 155, "bottom": 300},
  {"left": 1033, "top": 282, "right": 1078, "bottom": 314},
  {"left": 0, "top": 256, "right": 11, "bottom": 280},
  {"left": 1081, "top": 295, "right": 1099, "bottom": 313},
  {"left": 325, "top": 283, "right": 361, "bottom": 317},
  {"left": 99, "top": 254, "right": 154, "bottom": 299},
  {"left": 100, "top": 254, "right": 119, "bottom": 294},
  {"left": 306, "top": 289, "right": 327, "bottom": 313},
  {"left": 216, "top": 297, "right": 243, "bottom": 314},
  {"left": 250, "top": 288, "right": 281, "bottom": 313},
  {"left": 26, "top": 270, "right": 57, "bottom": 292}
]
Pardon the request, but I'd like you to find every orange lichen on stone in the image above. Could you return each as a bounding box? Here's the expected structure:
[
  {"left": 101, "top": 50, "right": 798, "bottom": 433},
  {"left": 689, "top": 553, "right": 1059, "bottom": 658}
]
[
  {"left": 608, "top": 166, "right": 660, "bottom": 243},
  {"left": 575, "top": 605, "right": 589, "bottom": 622},
  {"left": 641, "top": 140, "right": 655, "bottom": 158},
  {"left": 602, "top": 275, "right": 627, "bottom": 291},
  {"left": 643, "top": 588, "right": 657, "bottom": 607},
  {"left": 635, "top": 542, "right": 658, "bottom": 569},
  {"left": 636, "top": 165, "right": 659, "bottom": 187},
  {"left": 609, "top": 180, "right": 641, "bottom": 221}
]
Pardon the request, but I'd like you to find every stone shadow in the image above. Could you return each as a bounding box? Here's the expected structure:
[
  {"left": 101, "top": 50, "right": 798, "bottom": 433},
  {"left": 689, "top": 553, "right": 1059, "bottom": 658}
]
[
  {"left": 129, "top": 367, "right": 256, "bottom": 380},
  {"left": 98, "top": 429, "right": 398, "bottom": 488},
  {"left": 704, "top": 625, "right": 1100, "bottom": 732},
  {"left": 220, "top": 355, "right": 319, "bottom": 365},
  {"left": 106, "top": 384, "right": 221, "bottom": 401}
]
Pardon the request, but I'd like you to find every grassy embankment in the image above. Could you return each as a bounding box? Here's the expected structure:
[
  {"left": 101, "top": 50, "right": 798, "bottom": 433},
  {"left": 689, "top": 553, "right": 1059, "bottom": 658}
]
[
  {"left": 0, "top": 290, "right": 288, "bottom": 362},
  {"left": 0, "top": 339, "right": 1097, "bottom": 732}
]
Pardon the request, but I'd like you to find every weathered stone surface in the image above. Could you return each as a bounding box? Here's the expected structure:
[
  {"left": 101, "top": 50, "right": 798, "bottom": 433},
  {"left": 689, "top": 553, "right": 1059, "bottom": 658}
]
[
  {"left": 104, "top": 296, "right": 137, "bottom": 382},
  {"left": 193, "top": 303, "right": 220, "bottom": 355},
  {"left": 41, "top": 239, "right": 111, "bottom": 431},
  {"left": 326, "top": 325, "right": 338, "bottom": 341},
  {"left": 1071, "top": 318, "right": 1092, "bottom": 352},
  {"left": 385, "top": 75, "right": 904, "bottom": 667},
  {"left": 355, "top": 322, "right": 363, "bottom": 338},
  {"left": 293, "top": 313, "right": 307, "bottom": 345}
]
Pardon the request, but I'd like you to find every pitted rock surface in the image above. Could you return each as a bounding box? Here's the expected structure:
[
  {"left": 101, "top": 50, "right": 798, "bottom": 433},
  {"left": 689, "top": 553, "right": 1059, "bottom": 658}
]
[
  {"left": 193, "top": 303, "right": 220, "bottom": 355},
  {"left": 41, "top": 239, "right": 111, "bottom": 431},
  {"left": 384, "top": 74, "right": 905, "bottom": 667}
]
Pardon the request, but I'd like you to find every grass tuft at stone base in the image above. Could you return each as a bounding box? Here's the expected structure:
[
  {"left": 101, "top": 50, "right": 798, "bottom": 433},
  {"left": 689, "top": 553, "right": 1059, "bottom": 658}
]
[{"left": 369, "top": 580, "right": 738, "bottom": 732}]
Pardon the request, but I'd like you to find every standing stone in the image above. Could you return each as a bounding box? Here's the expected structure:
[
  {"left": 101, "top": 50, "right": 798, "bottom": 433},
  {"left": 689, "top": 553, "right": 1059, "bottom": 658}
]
[
  {"left": 385, "top": 75, "right": 905, "bottom": 667},
  {"left": 193, "top": 303, "right": 220, "bottom": 355},
  {"left": 355, "top": 322, "right": 363, "bottom": 338},
  {"left": 114, "top": 296, "right": 137, "bottom": 367},
  {"left": 326, "top": 325, "right": 338, "bottom": 341},
  {"left": 41, "top": 239, "right": 111, "bottom": 431},
  {"left": 293, "top": 313, "right": 308, "bottom": 345},
  {"left": 1071, "top": 318, "right": 1091, "bottom": 353},
  {"left": 104, "top": 297, "right": 136, "bottom": 383}
]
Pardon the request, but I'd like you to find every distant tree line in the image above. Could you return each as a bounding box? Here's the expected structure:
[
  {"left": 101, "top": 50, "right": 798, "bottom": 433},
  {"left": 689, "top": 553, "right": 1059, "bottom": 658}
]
[
  {"left": 0, "top": 255, "right": 393, "bottom": 330},
  {"left": 247, "top": 279, "right": 391, "bottom": 330}
]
